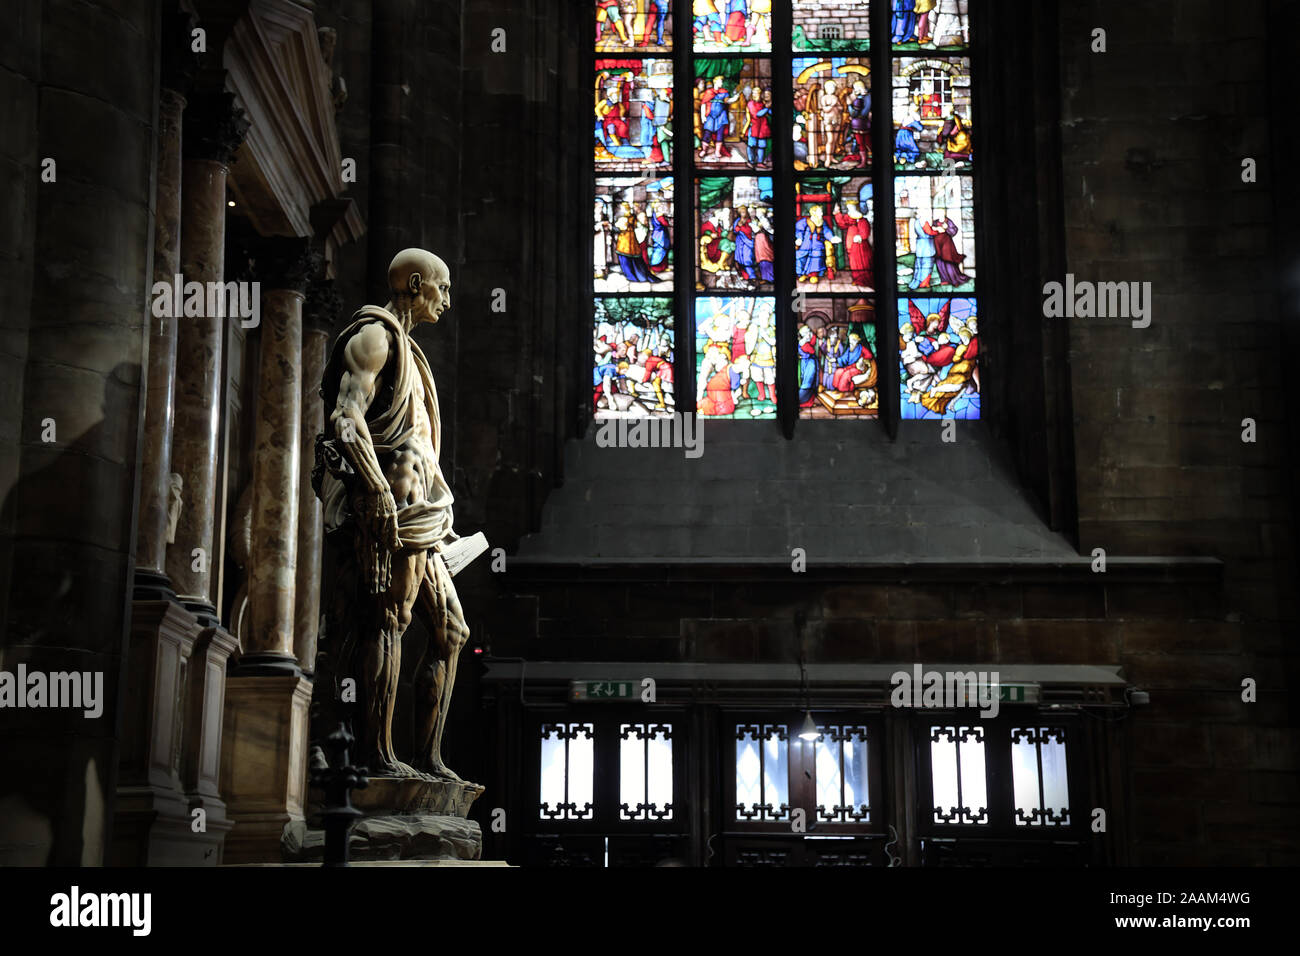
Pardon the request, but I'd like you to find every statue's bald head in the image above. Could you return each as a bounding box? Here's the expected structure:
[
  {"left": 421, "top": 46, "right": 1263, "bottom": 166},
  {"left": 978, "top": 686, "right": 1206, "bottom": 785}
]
[{"left": 387, "top": 248, "right": 451, "bottom": 326}]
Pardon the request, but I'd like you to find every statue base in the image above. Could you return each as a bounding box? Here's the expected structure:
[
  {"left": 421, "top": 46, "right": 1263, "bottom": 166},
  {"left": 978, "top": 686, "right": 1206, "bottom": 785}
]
[
  {"left": 283, "top": 813, "right": 483, "bottom": 863},
  {"left": 353, "top": 776, "right": 485, "bottom": 816},
  {"left": 286, "top": 776, "right": 486, "bottom": 862}
]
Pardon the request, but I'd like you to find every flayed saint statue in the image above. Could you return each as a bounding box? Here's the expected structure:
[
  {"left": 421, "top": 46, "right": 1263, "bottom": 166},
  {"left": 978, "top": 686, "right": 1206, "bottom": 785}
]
[{"left": 314, "top": 248, "right": 486, "bottom": 783}]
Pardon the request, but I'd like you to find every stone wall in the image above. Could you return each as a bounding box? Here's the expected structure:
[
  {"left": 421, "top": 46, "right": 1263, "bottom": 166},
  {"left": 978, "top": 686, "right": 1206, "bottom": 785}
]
[
  {"left": 0, "top": 0, "right": 161, "bottom": 865},
  {"left": 1057, "top": 0, "right": 1297, "bottom": 862}
]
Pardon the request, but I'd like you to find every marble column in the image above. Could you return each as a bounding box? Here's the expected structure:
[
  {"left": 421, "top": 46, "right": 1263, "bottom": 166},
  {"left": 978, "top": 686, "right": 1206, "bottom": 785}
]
[
  {"left": 235, "top": 238, "right": 318, "bottom": 676},
  {"left": 166, "top": 89, "right": 248, "bottom": 626},
  {"left": 134, "top": 84, "right": 188, "bottom": 600},
  {"left": 294, "top": 281, "right": 339, "bottom": 674}
]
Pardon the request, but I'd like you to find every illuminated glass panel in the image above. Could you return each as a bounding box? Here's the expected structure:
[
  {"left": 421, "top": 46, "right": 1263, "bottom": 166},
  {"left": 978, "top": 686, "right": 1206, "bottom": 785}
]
[
  {"left": 693, "top": 58, "right": 774, "bottom": 170},
  {"left": 596, "top": 0, "right": 674, "bottom": 54},
  {"left": 596, "top": 176, "right": 675, "bottom": 293},
  {"left": 795, "top": 176, "right": 874, "bottom": 290},
  {"left": 892, "top": 57, "right": 972, "bottom": 171},
  {"left": 735, "top": 723, "right": 791, "bottom": 821},
  {"left": 792, "top": 57, "right": 871, "bottom": 171},
  {"left": 798, "top": 297, "right": 878, "bottom": 418},
  {"left": 891, "top": 0, "right": 969, "bottom": 51},
  {"left": 1011, "top": 727, "right": 1071, "bottom": 827},
  {"left": 695, "top": 297, "right": 778, "bottom": 419},
  {"left": 693, "top": 0, "right": 773, "bottom": 53},
  {"left": 620, "top": 723, "right": 674, "bottom": 821},
  {"left": 898, "top": 296, "right": 978, "bottom": 419},
  {"left": 594, "top": 297, "right": 676, "bottom": 419},
  {"left": 696, "top": 176, "right": 774, "bottom": 291},
  {"left": 595, "top": 59, "right": 674, "bottom": 172},
  {"left": 894, "top": 174, "right": 974, "bottom": 293},
  {"left": 793, "top": 0, "right": 871, "bottom": 51},
  {"left": 930, "top": 725, "right": 988, "bottom": 825},
  {"left": 539, "top": 723, "right": 595, "bottom": 820},
  {"left": 813, "top": 725, "right": 871, "bottom": 822}
]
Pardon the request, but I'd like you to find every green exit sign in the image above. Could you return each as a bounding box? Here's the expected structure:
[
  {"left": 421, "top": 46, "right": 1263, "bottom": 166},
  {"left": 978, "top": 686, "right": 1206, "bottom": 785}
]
[
  {"left": 571, "top": 680, "right": 637, "bottom": 701},
  {"left": 954, "top": 682, "right": 1041, "bottom": 706}
]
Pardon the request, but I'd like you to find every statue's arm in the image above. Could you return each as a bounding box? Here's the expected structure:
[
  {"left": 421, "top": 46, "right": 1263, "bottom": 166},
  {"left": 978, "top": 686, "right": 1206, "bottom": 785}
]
[
  {"left": 331, "top": 322, "right": 392, "bottom": 496},
  {"left": 330, "top": 322, "right": 402, "bottom": 592}
]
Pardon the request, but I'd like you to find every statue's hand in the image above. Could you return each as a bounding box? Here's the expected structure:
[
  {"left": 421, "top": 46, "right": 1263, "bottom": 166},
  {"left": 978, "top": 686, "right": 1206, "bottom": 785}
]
[{"left": 361, "top": 488, "right": 402, "bottom": 594}]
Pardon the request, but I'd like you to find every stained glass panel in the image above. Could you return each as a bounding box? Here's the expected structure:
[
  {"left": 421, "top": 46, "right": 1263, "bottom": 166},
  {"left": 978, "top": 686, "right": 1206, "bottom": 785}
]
[
  {"left": 898, "top": 296, "right": 978, "bottom": 419},
  {"left": 596, "top": 0, "right": 674, "bottom": 54},
  {"left": 798, "top": 297, "right": 878, "bottom": 418},
  {"left": 892, "top": 57, "right": 972, "bottom": 171},
  {"left": 695, "top": 297, "right": 778, "bottom": 419},
  {"left": 894, "top": 174, "right": 974, "bottom": 293},
  {"left": 693, "top": 59, "right": 773, "bottom": 169},
  {"left": 793, "top": 0, "right": 872, "bottom": 51},
  {"left": 595, "top": 59, "right": 674, "bottom": 172},
  {"left": 795, "top": 177, "right": 873, "bottom": 290},
  {"left": 891, "top": 0, "right": 969, "bottom": 51},
  {"left": 596, "top": 176, "right": 674, "bottom": 293},
  {"left": 693, "top": 0, "right": 773, "bottom": 53},
  {"left": 594, "top": 297, "right": 676, "bottom": 419},
  {"left": 792, "top": 57, "right": 872, "bottom": 170},
  {"left": 696, "top": 176, "right": 774, "bottom": 291}
]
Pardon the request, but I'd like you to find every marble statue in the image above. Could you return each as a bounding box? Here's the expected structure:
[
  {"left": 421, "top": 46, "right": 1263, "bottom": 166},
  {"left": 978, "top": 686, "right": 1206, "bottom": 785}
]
[
  {"left": 314, "top": 249, "right": 472, "bottom": 783},
  {"left": 165, "top": 473, "right": 183, "bottom": 544}
]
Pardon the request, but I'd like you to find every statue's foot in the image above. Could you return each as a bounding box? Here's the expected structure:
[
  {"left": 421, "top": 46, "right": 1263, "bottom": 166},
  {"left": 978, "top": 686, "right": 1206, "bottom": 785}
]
[
  {"left": 367, "top": 757, "right": 423, "bottom": 779},
  {"left": 413, "top": 759, "right": 465, "bottom": 784}
]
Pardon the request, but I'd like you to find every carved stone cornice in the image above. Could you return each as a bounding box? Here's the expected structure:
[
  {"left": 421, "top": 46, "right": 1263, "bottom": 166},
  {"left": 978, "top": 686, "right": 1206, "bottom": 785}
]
[
  {"left": 182, "top": 89, "right": 250, "bottom": 165},
  {"left": 222, "top": 0, "right": 365, "bottom": 244}
]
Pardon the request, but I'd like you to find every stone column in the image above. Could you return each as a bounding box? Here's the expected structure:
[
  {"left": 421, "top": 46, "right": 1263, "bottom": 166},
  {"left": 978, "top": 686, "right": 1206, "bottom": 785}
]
[
  {"left": 135, "top": 83, "right": 188, "bottom": 599},
  {"left": 235, "top": 237, "right": 318, "bottom": 676},
  {"left": 221, "top": 238, "right": 318, "bottom": 863},
  {"left": 295, "top": 280, "right": 339, "bottom": 674},
  {"left": 166, "top": 89, "right": 248, "bottom": 626}
]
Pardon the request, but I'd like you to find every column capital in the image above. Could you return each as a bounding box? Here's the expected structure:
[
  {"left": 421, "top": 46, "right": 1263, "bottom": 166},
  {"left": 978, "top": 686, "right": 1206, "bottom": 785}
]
[
  {"left": 303, "top": 279, "right": 342, "bottom": 335},
  {"left": 182, "top": 89, "right": 250, "bottom": 165},
  {"left": 250, "top": 236, "right": 322, "bottom": 294},
  {"left": 161, "top": 3, "right": 203, "bottom": 97}
]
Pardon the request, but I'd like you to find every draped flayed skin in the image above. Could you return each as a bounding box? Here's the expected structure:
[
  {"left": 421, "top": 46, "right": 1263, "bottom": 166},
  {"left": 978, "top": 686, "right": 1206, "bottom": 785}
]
[{"left": 316, "top": 305, "right": 455, "bottom": 551}]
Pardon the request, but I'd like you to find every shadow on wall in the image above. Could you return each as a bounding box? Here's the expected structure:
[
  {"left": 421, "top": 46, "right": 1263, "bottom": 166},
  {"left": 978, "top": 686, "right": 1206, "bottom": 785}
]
[{"left": 0, "top": 362, "right": 141, "bottom": 865}]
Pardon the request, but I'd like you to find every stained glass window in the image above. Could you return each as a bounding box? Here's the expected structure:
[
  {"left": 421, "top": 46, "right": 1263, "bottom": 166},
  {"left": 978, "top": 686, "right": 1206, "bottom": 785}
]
[
  {"left": 589, "top": 3, "right": 982, "bottom": 427},
  {"left": 794, "top": 0, "right": 872, "bottom": 51}
]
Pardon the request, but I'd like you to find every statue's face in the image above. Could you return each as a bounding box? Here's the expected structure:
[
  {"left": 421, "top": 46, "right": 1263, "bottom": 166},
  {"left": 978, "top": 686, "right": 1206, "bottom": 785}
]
[{"left": 418, "top": 256, "right": 452, "bottom": 324}]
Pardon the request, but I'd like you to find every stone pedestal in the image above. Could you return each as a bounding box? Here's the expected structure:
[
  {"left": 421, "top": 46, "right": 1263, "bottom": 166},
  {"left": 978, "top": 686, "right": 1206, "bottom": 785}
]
[
  {"left": 220, "top": 675, "right": 313, "bottom": 864},
  {"left": 286, "top": 776, "right": 486, "bottom": 863},
  {"left": 180, "top": 625, "right": 240, "bottom": 863},
  {"left": 111, "top": 600, "right": 204, "bottom": 865}
]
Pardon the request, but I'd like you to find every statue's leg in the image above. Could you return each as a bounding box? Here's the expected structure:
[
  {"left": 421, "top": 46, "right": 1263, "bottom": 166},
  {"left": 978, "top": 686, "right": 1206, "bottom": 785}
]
[
  {"left": 412, "top": 552, "right": 469, "bottom": 781},
  {"left": 358, "top": 548, "right": 426, "bottom": 778}
]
